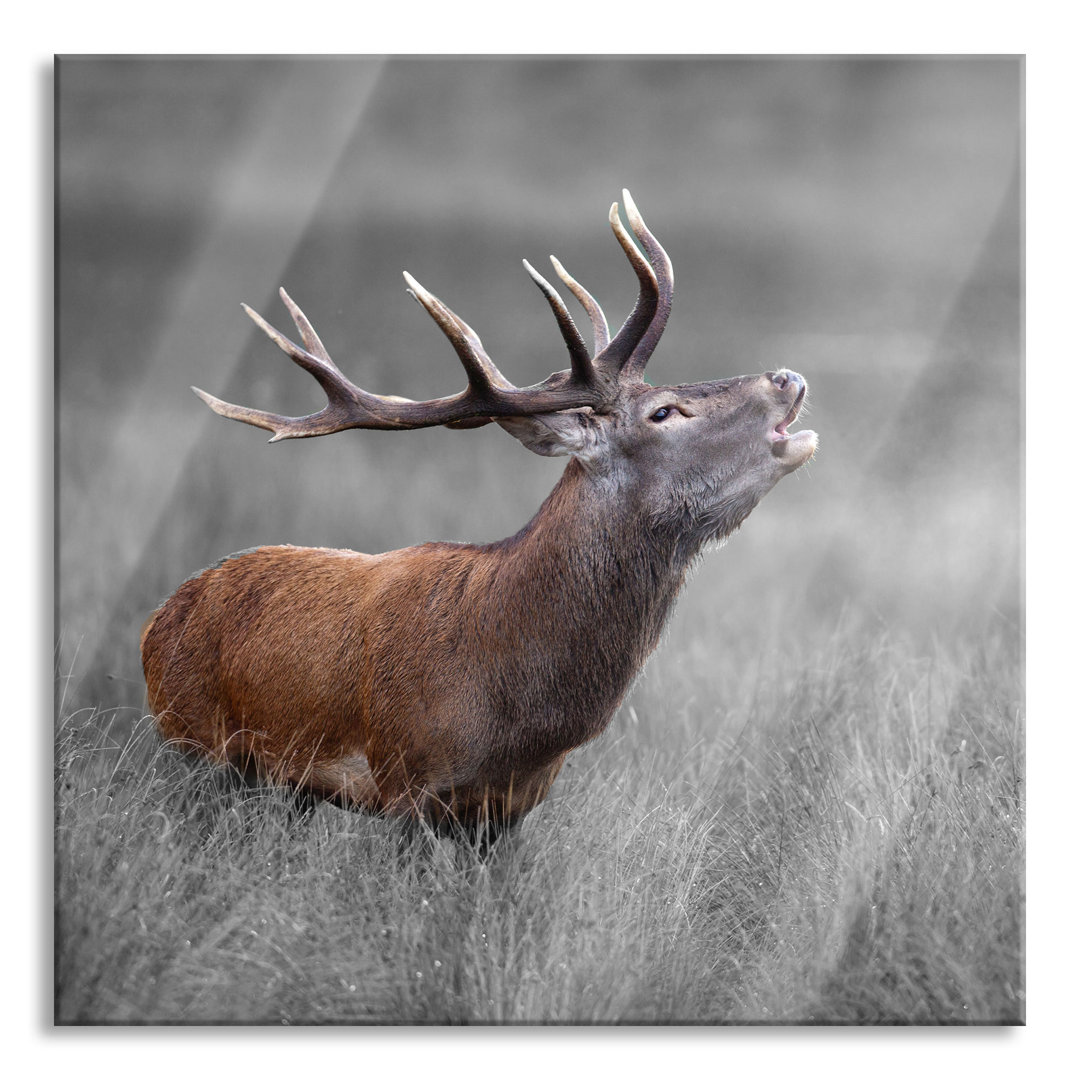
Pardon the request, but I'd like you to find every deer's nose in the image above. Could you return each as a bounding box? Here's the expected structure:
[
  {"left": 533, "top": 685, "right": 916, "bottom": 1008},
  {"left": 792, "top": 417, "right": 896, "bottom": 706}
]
[{"left": 768, "top": 370, "right": 803, "bottom": 394}]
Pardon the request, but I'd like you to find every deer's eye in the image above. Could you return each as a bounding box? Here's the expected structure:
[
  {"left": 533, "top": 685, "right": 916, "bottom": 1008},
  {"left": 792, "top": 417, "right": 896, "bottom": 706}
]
[{"left": 650, "top": 406, "right": 674, "bottom": 423}]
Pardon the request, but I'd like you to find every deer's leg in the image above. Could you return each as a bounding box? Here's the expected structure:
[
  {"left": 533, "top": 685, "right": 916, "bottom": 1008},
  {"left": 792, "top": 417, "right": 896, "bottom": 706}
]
[{"left": 303, "top": 753, "right": 383, "bottom": 813}]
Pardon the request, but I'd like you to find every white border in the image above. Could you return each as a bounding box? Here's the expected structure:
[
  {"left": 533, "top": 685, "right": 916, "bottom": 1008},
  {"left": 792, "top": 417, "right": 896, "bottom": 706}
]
[{"left": 16, "top": 2, "right": 1072, "bottom": 1073}]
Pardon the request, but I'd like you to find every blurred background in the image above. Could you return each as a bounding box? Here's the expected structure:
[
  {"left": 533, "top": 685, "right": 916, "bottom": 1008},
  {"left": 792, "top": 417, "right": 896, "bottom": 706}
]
[{"left": 56, "top": 56, "right": 1021, "bottom": 715}]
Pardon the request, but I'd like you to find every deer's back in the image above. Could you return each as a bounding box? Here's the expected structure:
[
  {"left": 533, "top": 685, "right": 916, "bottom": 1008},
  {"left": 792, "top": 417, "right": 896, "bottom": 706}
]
[{"left": 141, "top": 543, "right": 498, "bottom": 789}]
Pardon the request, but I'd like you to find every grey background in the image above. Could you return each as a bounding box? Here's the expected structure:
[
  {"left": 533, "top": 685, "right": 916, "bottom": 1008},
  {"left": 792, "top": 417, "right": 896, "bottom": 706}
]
[{"left": 56, "top": 56, "right": 1021, "bottom": 715}]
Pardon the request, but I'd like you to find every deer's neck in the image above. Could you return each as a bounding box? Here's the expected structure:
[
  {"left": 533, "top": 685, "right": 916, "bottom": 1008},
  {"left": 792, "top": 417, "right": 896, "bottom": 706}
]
[{"left": 482, "top": 459, "right": 694, "bottom": 756}]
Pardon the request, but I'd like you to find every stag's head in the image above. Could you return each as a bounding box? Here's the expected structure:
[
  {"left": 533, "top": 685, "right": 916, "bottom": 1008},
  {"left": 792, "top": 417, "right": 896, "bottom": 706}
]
[
  {"left": 488, "top": 191, "right": 816, "bottom": 543},
  {"left": 500, "top": 367, "right": 816, "bottom": 546},
  {"left": 195, "top": 190, "right": 816, "bottom": 543}
]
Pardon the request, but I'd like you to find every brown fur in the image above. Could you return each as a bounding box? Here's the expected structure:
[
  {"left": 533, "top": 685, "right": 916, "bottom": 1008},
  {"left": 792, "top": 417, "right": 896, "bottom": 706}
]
[{"left": 143, "top": 461, "right": 685, "bottom": 829}]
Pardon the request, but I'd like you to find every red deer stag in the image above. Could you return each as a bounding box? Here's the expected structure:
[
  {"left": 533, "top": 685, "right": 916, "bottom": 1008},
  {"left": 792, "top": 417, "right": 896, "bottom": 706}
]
[{"left": 142, "top": 190, "right": 817, "bottom": 836}]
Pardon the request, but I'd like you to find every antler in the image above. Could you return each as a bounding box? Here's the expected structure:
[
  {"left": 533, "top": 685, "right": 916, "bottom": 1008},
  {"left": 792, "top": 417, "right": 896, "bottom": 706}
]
[
  {"left": 193, "top": 189, "right": 673, "bottom": 441},
  {"left": 520, "top": 188, "right": 673, "bottom": 384}
]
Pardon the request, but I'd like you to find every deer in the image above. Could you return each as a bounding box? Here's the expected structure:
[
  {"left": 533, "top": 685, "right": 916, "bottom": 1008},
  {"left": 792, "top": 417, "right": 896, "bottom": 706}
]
[{"left": 141, "top": 190, "right": 817, "bottom": 840}]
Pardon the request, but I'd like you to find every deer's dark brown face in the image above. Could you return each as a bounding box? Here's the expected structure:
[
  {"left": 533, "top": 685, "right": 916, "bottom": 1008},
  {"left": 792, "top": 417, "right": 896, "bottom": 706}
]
[
  {"left": 499, "top": 367, "right": 816, "bottom": 541},
  {"left": 620, "top": 368, "right": 816, "bottom": 538},
  {"left": 620, "top": 368, "right": 815, "bottom": 475}
]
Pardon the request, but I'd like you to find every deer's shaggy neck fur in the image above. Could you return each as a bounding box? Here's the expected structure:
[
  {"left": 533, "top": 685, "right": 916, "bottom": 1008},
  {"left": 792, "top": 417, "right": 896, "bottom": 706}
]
[{"left": 474, "top": 457, "right": 753, "bottom": 768}]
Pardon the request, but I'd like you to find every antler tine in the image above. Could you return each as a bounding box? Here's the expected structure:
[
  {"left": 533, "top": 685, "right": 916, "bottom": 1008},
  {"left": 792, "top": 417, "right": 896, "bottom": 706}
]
[
  {"left": 521, "top": 259, "right": 598, "bottom": 388},
  {"left": 620, "top": 189, "right": 674, "bottom": 381},
  {"left": 402, "top": 271, "right": 516, "bottom": 393},
  {"left": 192, "top": 295, "right": 411, "bottom": 441},
  {"left": 549, "top": 255, "right": 610, "bottom": 354},
  {"left": 241, "top": 300, "right": 340, "bottom": 389},
  {"left": 191, "top": 384, "right": 305, "bottom": 442},
  {"left": 593, "top": 200, "right": 659, "bottom": 380},
  {"left": 278, "top": 287, "right": 335, "bottom": 367}
]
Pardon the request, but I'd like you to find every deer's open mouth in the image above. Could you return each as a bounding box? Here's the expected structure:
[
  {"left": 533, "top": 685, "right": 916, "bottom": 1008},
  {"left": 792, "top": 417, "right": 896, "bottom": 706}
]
[
  {"left": 768, "top": 382, "right": 816, "bottom": 471},
  {"left": 770, "top": 385, "right": 806, "bottom": 442}
]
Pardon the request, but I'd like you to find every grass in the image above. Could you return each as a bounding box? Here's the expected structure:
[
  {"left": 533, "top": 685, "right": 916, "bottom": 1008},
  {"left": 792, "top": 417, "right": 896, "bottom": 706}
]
[{"left": 54, "top": 613, "right": 1023, "bottom": 1025}]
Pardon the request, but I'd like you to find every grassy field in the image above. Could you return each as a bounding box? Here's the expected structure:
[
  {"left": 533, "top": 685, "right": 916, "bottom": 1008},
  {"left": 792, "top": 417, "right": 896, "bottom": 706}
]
[
  {"left": 55, "top": 602, "right": 1022, "bottom": 1024},
  {"left": 54, "top": 58, "right": 1023, "bottom": 1026}
]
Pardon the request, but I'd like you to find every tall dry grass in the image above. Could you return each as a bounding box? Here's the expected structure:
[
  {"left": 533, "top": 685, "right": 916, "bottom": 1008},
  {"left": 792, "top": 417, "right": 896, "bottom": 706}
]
[{"left": 55, "top": 606, "right": 1022, "bottom": 1024}]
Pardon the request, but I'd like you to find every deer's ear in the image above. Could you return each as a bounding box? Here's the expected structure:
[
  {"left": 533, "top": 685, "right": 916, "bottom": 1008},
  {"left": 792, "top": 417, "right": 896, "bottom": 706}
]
[{"left": 497, "top": 411, "right": 607, "bottom": 461}]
